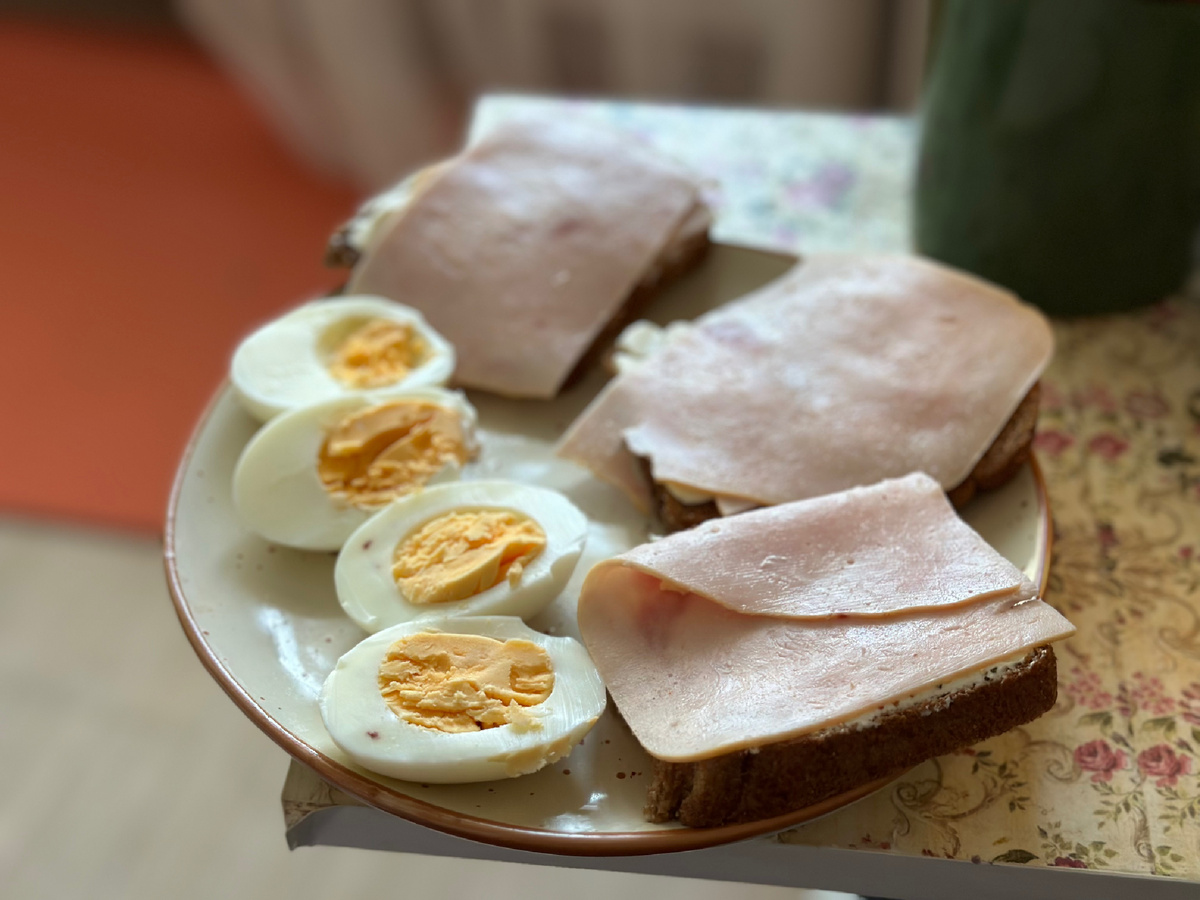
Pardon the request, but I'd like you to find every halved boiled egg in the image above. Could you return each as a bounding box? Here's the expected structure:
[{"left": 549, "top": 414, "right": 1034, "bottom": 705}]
[
  {"left": 231, "top": 295, "right": 455, "bottom": 422},
  {"left": 233, "top": 387, "right": 478, "bottom": 551},
  {"left": 335, "top": 481, "right": 588, "bottom": 633},
  {"left": 320, "top": 616, "right": 605, "bottom": 783}
]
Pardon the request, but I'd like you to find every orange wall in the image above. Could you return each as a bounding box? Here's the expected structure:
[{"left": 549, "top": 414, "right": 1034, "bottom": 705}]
[{"left": 0, "top": 20, "right": 359, "bottom": 532}]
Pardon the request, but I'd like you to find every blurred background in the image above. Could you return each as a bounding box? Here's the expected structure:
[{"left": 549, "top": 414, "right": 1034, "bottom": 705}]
[{"left": 178, "top": 0, "right": 931, "bottom": 188}]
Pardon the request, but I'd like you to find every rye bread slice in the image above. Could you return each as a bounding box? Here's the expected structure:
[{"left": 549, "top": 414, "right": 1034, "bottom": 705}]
[
  {"left": 653, "top": 382, "right": 1042, "bottom": 532},
  {"left": 645, "top": 644, "right": 1057, "bottom": 827},
  {"left": 325, "top": 179, "right": 711, "bottom": 395}
]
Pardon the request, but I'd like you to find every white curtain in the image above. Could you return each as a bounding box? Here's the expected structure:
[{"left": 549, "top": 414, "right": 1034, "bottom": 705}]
[{"left": 179, "top": 0, "right": 930, "bottom": 190}]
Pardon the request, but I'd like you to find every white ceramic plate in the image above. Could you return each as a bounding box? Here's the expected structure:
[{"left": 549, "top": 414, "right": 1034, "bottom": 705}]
[{"left": 165, "top": 243, "right": 1052, "bottom": 856}]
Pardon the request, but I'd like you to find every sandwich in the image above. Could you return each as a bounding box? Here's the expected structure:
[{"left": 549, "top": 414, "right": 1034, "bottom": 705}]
[
  {"left": 576, "top": 472, "right": 1075, "bottom": 827},
  {"left": 558, "top": 254, "right": 1053, "bottom": 530},
  {"left": 325, "top": 116, "right": 711, "bottom": 399}
]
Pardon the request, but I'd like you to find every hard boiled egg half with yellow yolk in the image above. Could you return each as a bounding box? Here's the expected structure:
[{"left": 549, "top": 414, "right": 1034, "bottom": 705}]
[
  {"left": 231, "top": 296, "right": 455, "bottom": 422},
  {"left": 319, "top": 616, "right": 606, "bottom": 783},
  {"left": 233, "top": 387, "right": 478, "bottom": 551},
  {"left": 335, "top": 481, "right": 588, "bottom": 633}
]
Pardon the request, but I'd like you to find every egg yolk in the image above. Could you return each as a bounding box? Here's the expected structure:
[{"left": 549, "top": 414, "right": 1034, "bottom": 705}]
[
  {"left": 326, "top": 318, "right": 427, "bottom": 388},
  {"left": 392, "top": 510, "right": 547, "bottom": 605},
  {"left": 318, "top": 401, "right": 469, "bottom": 508},
  {"left": 378, "top": 632, "right": 554, "bottom": 732}
]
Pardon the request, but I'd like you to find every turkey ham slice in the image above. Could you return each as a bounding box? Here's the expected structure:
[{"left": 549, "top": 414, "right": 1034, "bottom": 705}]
[
  {"left": 576, "top": 473, "right": 1075, "bottom": 762},
  {"left": 558, "top": 254, "right": 1054, "bottom": 513},
  {"left": 345, "top": 118, "right": 703, "bottom": 399}
]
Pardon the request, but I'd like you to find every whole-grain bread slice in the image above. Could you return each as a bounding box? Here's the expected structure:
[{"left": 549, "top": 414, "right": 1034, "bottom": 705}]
[
  {"left": 652, "top": 381, "right": 1042, "bottom": 532},
  {"left": 645, "top": 644, "right": 1057, "bottom": 827},
  {"left": 325, "top": 174, "right": 712, "bottom": 394}
]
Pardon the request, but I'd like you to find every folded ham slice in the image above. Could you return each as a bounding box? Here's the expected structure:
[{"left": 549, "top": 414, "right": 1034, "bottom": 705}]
[
  {"left": 559, "top": 254, "right": 1054, "bottom": 512},
  {"left": 576, "top": 473, "right": 1074, "bottom": 762},
  {"left": 345, "top": 118, "right": 703, "bottom": 399}
]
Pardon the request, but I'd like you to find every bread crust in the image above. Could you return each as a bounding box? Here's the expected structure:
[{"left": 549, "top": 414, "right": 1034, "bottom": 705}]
[
  {"left": 653, "top": 382, "right": 1042, "bottom": 532},
  {"left": 325, "top": 225, "right": 363, "bottom": 270},
  {"left": 644, "top": 644, "right": 1057, "bottom": 827},
  {"left": 945, "top": 382, "right": 1041, "bottom": 508},
  {"left": 325, "top": 163, "right": 452, "bottom": 269}
]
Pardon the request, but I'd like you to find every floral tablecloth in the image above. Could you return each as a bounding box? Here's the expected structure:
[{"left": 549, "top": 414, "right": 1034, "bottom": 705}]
[{"left": 292, "top": 96, "right": 1200, "bottom": 883}]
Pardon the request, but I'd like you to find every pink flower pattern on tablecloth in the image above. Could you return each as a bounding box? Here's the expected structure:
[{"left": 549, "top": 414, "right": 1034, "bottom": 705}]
[
  {"left": 1040, "top": 380, "right": 1066, "bottom": 412},
  {"left": 1125, "top": 672, "right": 1177, "bottom": 717},
  {"left": 1072, "top": 385, "right": 1119, "bottom": 414},
  {"left": 1053, "top": 857, "right": 1089, "bottom": 869},
  {"left": 1124, "top": 389, "right": 1169, "bottom": 420},
  {"left": 1074, "top": 740, "right": 1128, "bottom": 783},
  {"left": 1088, "top": 433, "right": 1129, "bottom": 461},
  {"left": 1096, "top": 523, "right": 1119, "bottom": 552},
  {"left": 1064, "top": 666, "right": 1114, "bottom": 710},
  {"left": 1138, "top": 746, "right": 1193, "bottom": 788},
  {"left": 1034, "top": 429, "right": 1074, "bottom": 456}
]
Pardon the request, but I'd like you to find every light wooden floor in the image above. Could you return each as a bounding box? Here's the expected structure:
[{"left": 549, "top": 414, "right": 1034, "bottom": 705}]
[{"left": 0, "top": 517, "right": 853, "bottom": 900}]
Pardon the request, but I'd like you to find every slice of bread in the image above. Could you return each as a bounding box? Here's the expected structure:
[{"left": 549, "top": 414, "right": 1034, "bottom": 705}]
[
  {"left": 328, "top": 191, "right": 711, "bottom": 395},
  {"left": 652, "top": 381, "right": 1042, "bottom": 532},
  {"left": 578, "top": 474, "right": 1075, "bottom": 829},
  {"left": 645, "top": 644, "right": 1057, "bottom": 827},
  {"left": 322, "top": 121, "right": 713, "bottom": 398}
]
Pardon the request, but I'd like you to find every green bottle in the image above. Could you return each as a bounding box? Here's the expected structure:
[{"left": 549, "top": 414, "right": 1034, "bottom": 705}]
[{"left": 915, "top": 0, "right": 1200, "bottom": 315}]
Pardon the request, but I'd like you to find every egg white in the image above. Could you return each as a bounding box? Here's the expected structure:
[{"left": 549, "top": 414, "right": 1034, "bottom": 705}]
[
  {"left": 320, "top": 616, "right": 606, "bottom": 783},
  {"left": 232, "top": 387, "right": 478, "bottom": 551},
  {"left": 230, "top": 295, "right": 456, "bottom": 422},
  {"left": 335, "top": 481, "right": 588, "bottom": 633}
]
